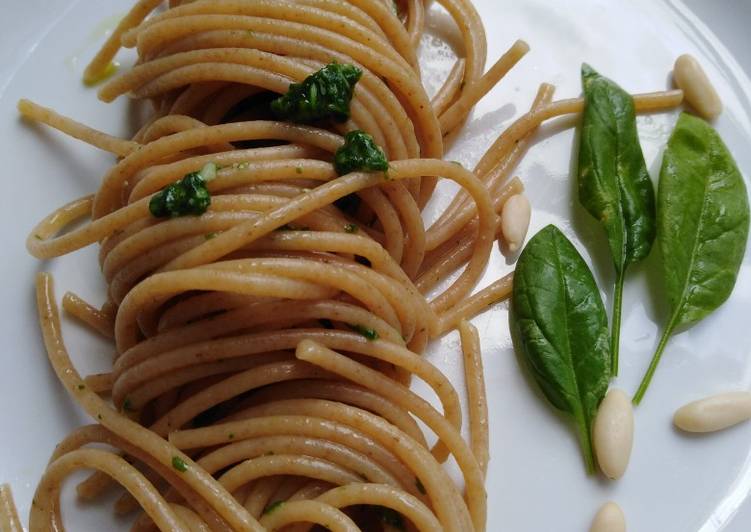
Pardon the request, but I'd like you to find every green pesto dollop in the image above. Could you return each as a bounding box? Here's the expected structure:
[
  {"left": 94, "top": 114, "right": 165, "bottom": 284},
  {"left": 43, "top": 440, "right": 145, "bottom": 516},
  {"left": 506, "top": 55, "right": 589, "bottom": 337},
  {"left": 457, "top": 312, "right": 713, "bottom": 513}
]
[
  {"left": 333, "top": 130, "right": 388, "bottom": 176},
  {"left": 149, "top": 164, "right": 216, "bottom": 218},
  {"left": 271, "top": 63, "right": 362, "bottom": 123}
]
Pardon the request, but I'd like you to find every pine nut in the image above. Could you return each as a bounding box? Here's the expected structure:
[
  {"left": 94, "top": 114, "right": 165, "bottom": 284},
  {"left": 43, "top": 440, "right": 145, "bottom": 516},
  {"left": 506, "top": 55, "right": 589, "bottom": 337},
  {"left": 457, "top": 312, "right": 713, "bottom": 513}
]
[
  {"left": 593, "top": 389, "right": 633, "bottom": 480},
  {"left": 501, "top": 193, "right": 531, "bottom": 252},
  {"left": 673, "top": 391, "right": 751, "bottom": 432},
  {"left": 589, "top": 501, "right": 626, "bottom": 532},
  {"left": 673, "top": 54, "right": 723, "bottom": 120}
]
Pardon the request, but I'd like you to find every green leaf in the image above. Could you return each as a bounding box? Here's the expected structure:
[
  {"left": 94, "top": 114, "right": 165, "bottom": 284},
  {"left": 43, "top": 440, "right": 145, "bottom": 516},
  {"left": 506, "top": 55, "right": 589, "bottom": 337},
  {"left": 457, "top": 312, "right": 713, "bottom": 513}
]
[
  {"left": 578, "top": 64, "right": 656, "bottom": 269},
  {"left": 271, "top": 63, "right": 362, "bottom": 124},
  {"left": 634, "top": 113, "right": 749, "bottom": 403},
  {"left": 511, "top": 225, "right": 611, "bottom": 472},
  {"left": 577, "top": 63, "right": 656, "bottom": 376},
  {"left": 347, "top": 323, "right": 379, "bottom": 341},
  {"left": 333, "top": 130, "right": 388, "bottom": 176}
]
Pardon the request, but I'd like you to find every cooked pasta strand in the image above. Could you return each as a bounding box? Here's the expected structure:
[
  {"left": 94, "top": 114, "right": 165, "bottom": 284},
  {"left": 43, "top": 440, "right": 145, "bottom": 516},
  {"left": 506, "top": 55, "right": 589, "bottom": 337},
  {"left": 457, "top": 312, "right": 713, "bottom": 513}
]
[{"left": 12, "top": 3, "right": 689, "bottom": 530}]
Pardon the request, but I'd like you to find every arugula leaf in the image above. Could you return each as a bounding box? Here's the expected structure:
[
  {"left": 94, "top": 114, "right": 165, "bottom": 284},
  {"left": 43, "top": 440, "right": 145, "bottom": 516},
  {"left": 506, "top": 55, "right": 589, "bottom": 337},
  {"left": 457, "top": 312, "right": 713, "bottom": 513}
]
[
  {"left": 333, "top": 130, "right": 388, "bottom": 176},
  {"left": 511, "top": 225, "right": 611, "bottom": 472},
  {"left": 577, "top": 64, "right": 656, "bottom": 377},
  {"left": 633, "top": 113, "right": 749, "bottom": 403},
  {"left": 271, "top": 63, "right": 362, "bottom": 123}
]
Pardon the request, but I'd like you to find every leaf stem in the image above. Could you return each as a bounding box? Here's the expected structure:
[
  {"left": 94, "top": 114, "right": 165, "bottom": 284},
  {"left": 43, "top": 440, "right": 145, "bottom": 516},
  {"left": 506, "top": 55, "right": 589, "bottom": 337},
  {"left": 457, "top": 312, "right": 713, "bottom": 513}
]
[
  {"left": 632, "top": 313, "right": 678, "bottom": 405},
  {"left": 575, "top": 414, "right": 595, "bottom": 474},
  {"left": 610, "top": 272, "right": 625, "bottom": 377}
]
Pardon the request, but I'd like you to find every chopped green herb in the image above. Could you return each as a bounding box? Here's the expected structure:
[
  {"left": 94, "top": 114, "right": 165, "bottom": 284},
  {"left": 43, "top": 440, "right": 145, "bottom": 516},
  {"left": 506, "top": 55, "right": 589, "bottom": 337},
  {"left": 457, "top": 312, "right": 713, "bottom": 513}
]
[
  {"left": 149, "top": 171, "right": 211, "bottom": 218},
  {"left": 450, "top": 160, "right": 463, "bottom": 167},
  {"left": 264, "top": 450, "right": 275, "bottom": 456},
  {"left": 171, "top": 456, "right": 188, "bottom": 472},
  {"left": 271, "top": 63, "right": 362, "bottom": 123},
  {"left": 344, "top": 223, "right": 359, "bottom": 233},
  {"left": 228, "top": 433, "right": 235, "bottom": 440},
  {"left": 97, "top": 414, "right": 103, "bottom": 420},
  {"left": 334, "top": 130, "right": 388, "bottom": 176},
  {"left": 122, "top": 397, "right": 134, "bottom": 412},
  {"left": 295, "top": 166, "right": 303, "bottom": 174},
  {"left": 262, "top": 500, "right": 284, "bottom": 515},
  {"left": 204, "top": 232, "right": 217, "bottom": 240},
  {"left": 415, "top": 477, "right": 426, "bottom": 495},
  {"left": 77, "top": 384, "right": 85, "bottom": 390},
  {"left": 34, "top": 234, "right": 43, "bottom": 240},
  {"left": 348, "top": 323, "right": 379, "bottom": 341}
]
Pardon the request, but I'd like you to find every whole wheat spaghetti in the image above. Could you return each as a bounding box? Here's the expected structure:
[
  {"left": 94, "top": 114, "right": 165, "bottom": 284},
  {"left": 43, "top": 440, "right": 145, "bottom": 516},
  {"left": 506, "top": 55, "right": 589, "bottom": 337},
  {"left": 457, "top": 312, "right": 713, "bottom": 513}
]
[{"left": 7, "top": 0, "right": 683, "bottom": 530}]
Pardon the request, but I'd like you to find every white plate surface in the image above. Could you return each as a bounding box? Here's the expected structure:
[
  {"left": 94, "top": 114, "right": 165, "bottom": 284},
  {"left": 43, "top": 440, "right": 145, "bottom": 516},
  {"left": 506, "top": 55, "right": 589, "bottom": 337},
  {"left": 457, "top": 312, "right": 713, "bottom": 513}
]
[{"left": 1, "top": 1, "right": 750, "bottom": 530}]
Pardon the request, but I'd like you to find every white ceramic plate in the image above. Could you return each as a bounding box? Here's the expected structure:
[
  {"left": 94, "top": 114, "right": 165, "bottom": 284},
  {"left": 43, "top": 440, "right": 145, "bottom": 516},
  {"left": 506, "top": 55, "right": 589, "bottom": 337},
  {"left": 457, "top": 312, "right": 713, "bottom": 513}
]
[{"left": 1, "top": 1, "right": 750, "bottom": 530}]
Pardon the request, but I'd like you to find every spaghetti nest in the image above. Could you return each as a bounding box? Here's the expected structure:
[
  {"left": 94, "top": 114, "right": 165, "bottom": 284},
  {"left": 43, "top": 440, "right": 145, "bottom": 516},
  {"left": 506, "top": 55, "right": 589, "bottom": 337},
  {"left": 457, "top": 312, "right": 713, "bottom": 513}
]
[{"left": 8, "top": 0, "right": 684, "bottom": 531}]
